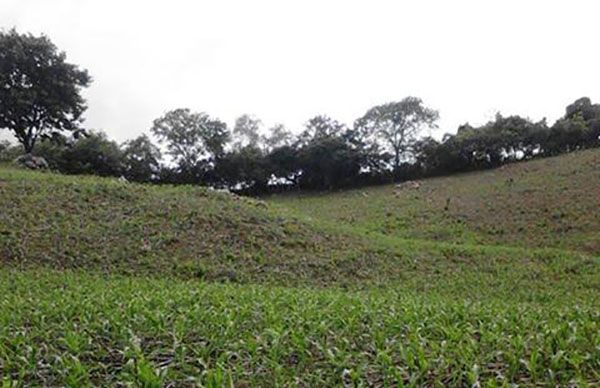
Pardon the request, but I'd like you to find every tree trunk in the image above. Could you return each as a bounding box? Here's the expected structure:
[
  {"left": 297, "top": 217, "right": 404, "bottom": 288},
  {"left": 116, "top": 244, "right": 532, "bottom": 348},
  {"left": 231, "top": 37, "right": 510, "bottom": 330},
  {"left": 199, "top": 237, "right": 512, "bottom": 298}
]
[
  {"left": 23, "top": 138, "right": 35, "bottom": 154},
  {"left": 393, "top": 147, "right": 401, "bottom": 180}
]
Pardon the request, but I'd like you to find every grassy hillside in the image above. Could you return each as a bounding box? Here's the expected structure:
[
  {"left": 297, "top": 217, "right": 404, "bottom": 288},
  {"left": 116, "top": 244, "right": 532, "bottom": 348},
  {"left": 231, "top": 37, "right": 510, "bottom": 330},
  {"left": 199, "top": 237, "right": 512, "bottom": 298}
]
[
  {"left": 0, "top": 167, "right": 392, "bottom": 286},
  {"left": 2, "top": 165, "right": 596, "bottom": 290},
  {"left": 271, "top": 148, "right": 600, "bottom": 254},
  {"left": 0, "top": 152, "right": 599, "bottom": 385}
]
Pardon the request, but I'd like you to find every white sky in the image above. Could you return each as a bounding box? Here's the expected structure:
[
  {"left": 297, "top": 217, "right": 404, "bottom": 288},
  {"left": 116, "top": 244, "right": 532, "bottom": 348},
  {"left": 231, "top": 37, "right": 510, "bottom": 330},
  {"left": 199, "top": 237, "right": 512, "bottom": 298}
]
[{"left": 2, "top": 0, "right": 599, "bottom": 143}]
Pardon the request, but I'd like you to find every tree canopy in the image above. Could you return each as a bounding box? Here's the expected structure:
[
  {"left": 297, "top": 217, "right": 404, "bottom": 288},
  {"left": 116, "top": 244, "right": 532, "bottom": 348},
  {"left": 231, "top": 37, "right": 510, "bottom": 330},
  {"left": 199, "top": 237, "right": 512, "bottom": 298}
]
[
  {"left": 232, "top": 114, "right": 262, "bottom": 150},
  {"left": 1, "top": 34, "right": 598, "bottom": 195},
  {"left": 150, "top": 108, "right": 229, "bottom": 182},
  {"left": 0, "top": 29, "right": 91, "bottom": 153},
  {"left": 355, "top": 97, "right": 439, "bottom": 170},
  {"left": 122, "top": 134, "right": 162, "bottom": 183}
]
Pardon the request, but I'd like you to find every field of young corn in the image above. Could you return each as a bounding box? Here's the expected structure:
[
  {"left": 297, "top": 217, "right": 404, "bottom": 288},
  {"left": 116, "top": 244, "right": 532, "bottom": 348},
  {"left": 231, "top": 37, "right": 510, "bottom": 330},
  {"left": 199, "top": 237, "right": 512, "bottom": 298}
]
[{"left": 1, "top": 271, "right": 598, "bottom": 386}]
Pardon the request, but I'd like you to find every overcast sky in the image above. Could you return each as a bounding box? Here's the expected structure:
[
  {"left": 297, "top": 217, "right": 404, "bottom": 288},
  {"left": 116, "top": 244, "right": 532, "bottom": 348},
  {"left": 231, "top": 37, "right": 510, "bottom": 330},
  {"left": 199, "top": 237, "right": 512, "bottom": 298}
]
[{"left": 2, "top": 0, "right": 599, "bottom": 142}]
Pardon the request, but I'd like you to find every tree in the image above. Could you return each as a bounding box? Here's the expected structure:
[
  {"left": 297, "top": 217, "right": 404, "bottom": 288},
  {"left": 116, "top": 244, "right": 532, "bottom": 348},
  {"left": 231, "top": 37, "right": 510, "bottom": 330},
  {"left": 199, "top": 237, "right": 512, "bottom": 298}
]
[
  {"left": 297, "top": 136, "right": 363, "bottom": 190},
  {"left": 121, "top": 134, "right": 162, "bottom": 182},
  {"left": 59, "top": 131, "right": 123, "bottom": 176},
  {"left": 296, "top": 116, "right": 363, "bottom": 190},
  {"left": 262, "top": 123, "right": 293, "bottom": 151},
  {"left": 413, "top": 136, "right": 441, "bottom": 171},
  {"left": 216, "top": 146, "right": 270, "bottom": 193},
  {"left": 563, "top": 97, "right": 600, "bottom": 148},
  {"left": 299, "top": 115, "right": 346, "bottom": 144},
  {"left": 355, "top": 97, "right": 439, "bottom": 171},
  {"left": 266, "top": 144, "right": 300, "bottom": 185},
  {"left": 232, "top": 114, "right": 262, "bottom": 150},
  {"left": 150, "top": 108, "right": 229, "bottom": 183},
  {"left": 0, "top": 29, "right": 91, "bottom": 153},
  {"left": 546, "top": 116, "right": 589, "bottom": 155},
  {"left": 31, "top": 134, "right": 69, "bottom": 169},
  {"left": 565, "top": 97, "right": 599, "bottom": 121}
]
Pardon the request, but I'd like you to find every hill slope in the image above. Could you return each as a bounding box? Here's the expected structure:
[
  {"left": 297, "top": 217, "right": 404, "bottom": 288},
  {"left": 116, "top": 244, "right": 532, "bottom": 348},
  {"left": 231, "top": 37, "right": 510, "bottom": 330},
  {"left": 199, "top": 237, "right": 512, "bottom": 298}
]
[
  {"left": 0, "top": 154, "right": 599, "bottom": 385},
  {"left": 270, "top": 148, "right": 600, "bottom": 254},
  {"left": 1, "top": 164, "right": 597, "bottom": 292},
  {"left": 0, "top": 167, "right": 387, "bottom": 286}
]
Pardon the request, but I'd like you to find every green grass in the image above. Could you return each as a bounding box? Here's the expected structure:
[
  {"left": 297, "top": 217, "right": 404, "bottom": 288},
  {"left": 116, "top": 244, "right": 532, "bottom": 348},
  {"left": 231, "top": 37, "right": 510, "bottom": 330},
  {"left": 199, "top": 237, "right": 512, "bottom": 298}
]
[
  {"left": 1, "top": 163, "right": 596, "bottom": 289},
  {"left": 0, "top": 151, "right": 599, "bottom": 385},
  {"left": 270, "top": 148, "right": 600, "bottom": 255},
  {"left": 0, "top": 166, "right": 392, "bottom": 286}
]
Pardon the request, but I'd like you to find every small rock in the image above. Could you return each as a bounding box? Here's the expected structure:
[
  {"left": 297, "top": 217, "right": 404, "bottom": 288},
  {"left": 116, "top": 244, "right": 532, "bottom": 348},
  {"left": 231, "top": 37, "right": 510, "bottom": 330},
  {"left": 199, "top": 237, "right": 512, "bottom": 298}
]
[
  {"left": 13, "top": 154, "right": 49, "bottom": 170},
  {"left": 394, "top": 180, "right": 422, "bottom": 195}
]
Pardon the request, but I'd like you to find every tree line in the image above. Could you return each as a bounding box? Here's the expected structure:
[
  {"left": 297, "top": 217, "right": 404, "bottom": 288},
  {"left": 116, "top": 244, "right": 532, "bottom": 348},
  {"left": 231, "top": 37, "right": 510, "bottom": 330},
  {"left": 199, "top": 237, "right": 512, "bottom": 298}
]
[{"left": 2, "top": 29, "right": 600, "bottom": 193}]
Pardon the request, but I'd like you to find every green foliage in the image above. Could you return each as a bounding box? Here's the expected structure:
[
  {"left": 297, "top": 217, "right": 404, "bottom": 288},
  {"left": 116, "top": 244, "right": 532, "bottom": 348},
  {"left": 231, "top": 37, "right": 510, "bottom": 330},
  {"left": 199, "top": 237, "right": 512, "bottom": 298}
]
[
  {"left": 232, "top": 114, "right": 262, "bottom": 150},
  {"left": 547, "top": 115, "right": 596, "bottom": 155},
  {"left": 355, "top": 97, "right": 439, "bottom": 170},
  {"left": 0, "top": 29, "right": 91, "bottom": 153},
  {"left": 216, "top": 145, "right": 270, "bottom": 193},
  {"left": 297, "top": 135, "right": 363, "bottom": 190},
  {"left": 0, "top": 140, "right": 20, "bottom": 162},
  {"left": 121, "top": 134, "right": 162, "bottom": 183},
  {"left": 1, "top": 40, "right": 599, "bottom": 192},
  {"left": 5, "top": 130, "right": 124, "bottom": 176},
  {"left": 299, "top": 115, "right": 346, "bottom": 144},
  {"left": 293, "top": 115, "right": 366, "bottom": 190},
  {"left": 30, "top": 135, "right": 69, "bottom": 168},
  {"left": 2, "top": 159, "right": 598, "bottom": 284},
  {"left": 4, "top": 80, "right": 598, "bottom": 193},
  {"left": 265, "top": 144, "right": 299, "bottom": 185},
  {"left": 565, "top": 97, "right": 600, "bottom": 121},
  {"left": 1, "top": 32, "right": 599, "bottom": 384},
  {"left": 58, "top": 131, "right": 123, "bottom": 176},
  {"left": 272, "top": 148, "right": 600, "bottom": 254},
  {"left": 0, "top": 152, "right": 599, "bottom": 385},
  {"left": 150, "top": 108, "right": 230, "bottom": 183},
  {"left": 0, "top": 271, "right": 597, "bottom": 386},
  {"left": 262, "top": 123, "right": 293, "bottom": 151},
  {"left": 417, "top": 99, "right": 600, "bottom": 178}
]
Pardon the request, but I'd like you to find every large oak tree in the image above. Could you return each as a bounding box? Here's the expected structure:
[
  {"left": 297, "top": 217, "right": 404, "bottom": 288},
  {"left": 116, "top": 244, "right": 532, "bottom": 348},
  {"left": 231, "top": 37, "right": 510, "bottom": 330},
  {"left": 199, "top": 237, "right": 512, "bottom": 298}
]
[{"left": 0, "top": 29, "right": 91, "bottom": 153}]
